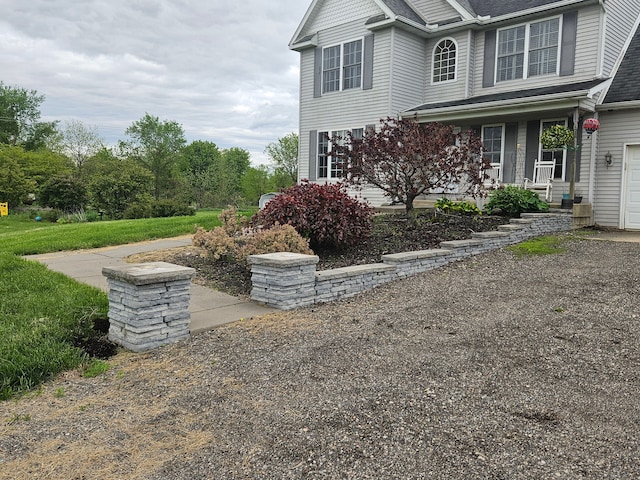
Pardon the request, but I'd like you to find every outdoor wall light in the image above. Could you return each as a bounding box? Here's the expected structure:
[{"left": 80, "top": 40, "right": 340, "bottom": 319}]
[{"left": 604, "top": 151, "right": 613, "bottom": 167}]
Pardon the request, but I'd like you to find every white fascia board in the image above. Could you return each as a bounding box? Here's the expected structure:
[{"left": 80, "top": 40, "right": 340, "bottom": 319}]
[
  {"left": 289, "top": 34, "right": 318, "bottom": 52},
  {"left": 596, "top": 100, "right": 640, "bottom": 111},
  {"left": 289, "top": 0, "right": 321, "bottom": 48},
  {"left": 446, "top": 0, "right": 475, "bottom": 21},
  {"left": 475, "top": 0, "right": 597, "bottom": 26}
]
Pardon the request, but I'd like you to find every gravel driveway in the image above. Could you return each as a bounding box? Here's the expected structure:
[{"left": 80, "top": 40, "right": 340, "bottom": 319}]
[{"left": 1, "top": 235, "right": 639, "bottom": 479}]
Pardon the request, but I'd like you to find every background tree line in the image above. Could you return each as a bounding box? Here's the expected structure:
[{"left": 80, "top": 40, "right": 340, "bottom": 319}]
[{"left": 0, "top": 81, "right": 298, "bottom": 219}]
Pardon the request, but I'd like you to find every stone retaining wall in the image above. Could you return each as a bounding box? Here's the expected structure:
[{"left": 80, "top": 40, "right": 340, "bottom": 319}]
[
  {"left": 249, "top": 212, "right": 572, "bottom": 310},
  {"left": 103, "top": 262, "right": 195, "bottom": 352}
]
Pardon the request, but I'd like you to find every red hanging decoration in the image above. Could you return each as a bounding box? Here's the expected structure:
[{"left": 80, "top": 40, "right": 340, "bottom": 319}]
[{"left": 583, "top": 118, "right": 600, "bottom": 136}]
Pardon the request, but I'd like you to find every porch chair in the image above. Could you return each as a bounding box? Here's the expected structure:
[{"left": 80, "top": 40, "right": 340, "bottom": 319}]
[
  {"left": 524, "top": 159, "right": 555, "bottom": 202},
  {"left": 484, "top": 164, "right": 501, "bottom": 188}
]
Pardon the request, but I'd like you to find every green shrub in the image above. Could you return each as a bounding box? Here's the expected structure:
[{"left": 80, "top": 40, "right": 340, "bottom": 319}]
[
  {"left": 124, "top": 200, "right": 152, "bottom": 219},
  {"left": 151, "top": 199, "right": 195, "bottom": 218},
  {"left": 435, "top": 197, "right": 481, "bottom": 215},
  {"left": 41, "top": 209, "right": 61, "bottom": 223},
  {"left": 253, "top": 181, "right": 373, "bottom": 249},
  {"left": 39, "top": 174, "right": 87, "bottom": 212},
  {"left": 484, "top": 186, "right": 549, "bottom": 217}
]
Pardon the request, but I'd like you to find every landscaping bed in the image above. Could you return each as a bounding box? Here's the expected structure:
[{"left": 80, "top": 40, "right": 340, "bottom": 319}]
[{"left": 143, "top": 211, "right": 510, "bottom": 297}]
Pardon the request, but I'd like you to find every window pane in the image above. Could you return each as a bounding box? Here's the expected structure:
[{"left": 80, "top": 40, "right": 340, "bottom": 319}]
[
  {"left": 433, "top": 39, "right": 456, "bottom": 82},
  {"left": 342, "top": 40, "right": 362, "bottom": 90},
  {"left": 330, "top": 130, "right": 347, "bottom": 178},
  {"left": 318, "top": 132, "right": 329, "bottom": 178},
  {"left": 322, "top": 46, "right": 341, "bottom": 93},
  {"left": 529, "top": 19, "right": 559, "bottom": 77},
  {"left": 497, "top": 26, "right": 525, "bottom": 82},
  {"left": 483, "top": 126, "right": 503, "bottom": 164}
]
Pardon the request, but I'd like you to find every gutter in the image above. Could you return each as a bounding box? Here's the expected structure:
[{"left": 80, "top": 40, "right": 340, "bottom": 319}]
[{"left": 405, "top": 91, "right": 597, "bottom": 122}]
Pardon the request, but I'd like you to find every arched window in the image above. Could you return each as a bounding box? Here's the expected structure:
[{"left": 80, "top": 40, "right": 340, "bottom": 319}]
[{"left": 433, "top": 39, "right": 457, "bottom": 83}]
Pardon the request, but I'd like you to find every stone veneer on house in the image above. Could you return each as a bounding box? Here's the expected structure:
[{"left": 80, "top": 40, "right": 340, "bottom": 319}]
[{"left": 249, "top": 212, "right": 572, "bottom": 310}]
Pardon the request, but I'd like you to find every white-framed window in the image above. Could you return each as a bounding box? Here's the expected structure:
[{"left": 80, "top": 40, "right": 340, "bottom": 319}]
[
  {"left": 432, "top": 38, "right": 457, "bottom": 83},
  {"left": 482, "top": 124, "right": 504, "bottom": 181},
  {"left": 539, "top": 119, "right": 568, "bottom": 180},
  {"left": 496, "top": 17, "right": 560, "bottom": 82},
  {"left": 317, "top": 128, "right": 364, "bottom": 179},
  {"left": 322, "top": 39, "right": 363, "bottom": 94}
]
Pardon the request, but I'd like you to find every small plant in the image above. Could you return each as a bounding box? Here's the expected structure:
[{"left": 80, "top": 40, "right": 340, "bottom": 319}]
[
  {"left": 508, "top": 236, "right": 566, "bottom": 257},
  {"left": 253, "top": 180, "right": 373, "bottom": 249},
  {"left": 7, "top": 413, "right": 31, "bottom": 424},
  {"left": 82, "top": 359, "right": 110, "bottom": 378},
  {"left": 194, "top": 223, "right": 313, "bottom": 263},
  {"left": 55, "top": 387, "right": 66, "bottom": 398},
  {"left": 484, "top": 186, "right": 549, "bottom": 217},
  {"left": 540, "top": 124, "right": 574, "bottom": 149},
  {"left": 435, "top": 197, "right": 481, "bottom": 215}
]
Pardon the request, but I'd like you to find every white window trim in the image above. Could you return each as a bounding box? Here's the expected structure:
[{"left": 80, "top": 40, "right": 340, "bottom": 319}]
[
  {"left": 431, "top": 37, "right": 458, "bottom": 85},
  {"left": 539, "top": 118, "right": 568, "bottom": 182},
  {"left": 317, "top": 127, "right": 365, "bottom": 180},
  {"left": 321, "top": 37, "right": 364, "bottom": 95},
  {"left": 494, "top": 15, "right": 562, "bottom": 84},
  {"left": 481, "top": 123, "right": 505, "bottom": 181}
]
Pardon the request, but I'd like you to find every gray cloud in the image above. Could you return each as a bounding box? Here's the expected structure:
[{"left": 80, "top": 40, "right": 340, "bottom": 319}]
[{"left": 0, "top": 0, "right": 309, "bottom": 164}]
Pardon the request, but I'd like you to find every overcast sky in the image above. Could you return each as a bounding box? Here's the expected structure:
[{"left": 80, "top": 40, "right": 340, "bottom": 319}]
[{"left": 0, "top": 0, "right": 311, "bottom": 165}]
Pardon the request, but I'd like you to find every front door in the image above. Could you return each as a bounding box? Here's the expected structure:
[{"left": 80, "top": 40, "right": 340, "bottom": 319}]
[{"left": 624, "top": 145, "right": 640, "bottom": 230}]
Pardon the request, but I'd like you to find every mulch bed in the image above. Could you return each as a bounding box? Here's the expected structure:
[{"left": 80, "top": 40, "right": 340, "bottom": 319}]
[{"left": 166, "top": 211, "right": 510, "bottom": 297}]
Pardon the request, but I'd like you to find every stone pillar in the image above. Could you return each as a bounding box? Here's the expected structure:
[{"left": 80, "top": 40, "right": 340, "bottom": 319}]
[
  {"left": 249, "top": 252, "right": 319, "bottom": 310},
  {"left": 102, "top": 262, "right": 195, "bottom": 352}
]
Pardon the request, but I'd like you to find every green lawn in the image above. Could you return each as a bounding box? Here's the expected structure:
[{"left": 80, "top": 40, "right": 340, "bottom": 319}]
[
  {"left": 0, "top": 209, "right": 237, "bottom": 255},
  {"left": 0, "top": 208, "right": 251, "bottom": 400}
]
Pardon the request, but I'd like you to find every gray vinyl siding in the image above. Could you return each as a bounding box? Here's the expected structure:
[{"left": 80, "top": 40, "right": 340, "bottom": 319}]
[
  {"left": 390, "top": 29, "right": 427, "bottom": 113},
  {"left": 298, "top": 18, "right": 394, "bottom": 205},
  {"left": 472, "top": 5, "right": 602, "bottom": 97},
  {"left": 411, "top": 0, "right": 461, "bottom": 23},
  {"left": 424, "top": 31, "right": 470, "bottom": 104},
  {"left": 602, "top": 1, "right": 640, "bottom": 77},
  {"left": 593, "top": 110, "right": 640, "bottom": 228},
  {"left": 301, "top": 0, "right": 381, "bottom": 37}
]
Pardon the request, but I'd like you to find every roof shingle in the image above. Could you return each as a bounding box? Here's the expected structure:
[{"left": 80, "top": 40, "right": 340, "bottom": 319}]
[{"left": 604, "top": 25, "right": 640, "bottom": 103}]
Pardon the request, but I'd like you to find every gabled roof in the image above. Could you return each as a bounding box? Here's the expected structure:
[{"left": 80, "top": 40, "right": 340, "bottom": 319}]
[
  {"left": 380, "top": 0, "right": 426, "bottom": 25},
  {"left": 603, "top": 23, "right": 640, "bottom": 104}
]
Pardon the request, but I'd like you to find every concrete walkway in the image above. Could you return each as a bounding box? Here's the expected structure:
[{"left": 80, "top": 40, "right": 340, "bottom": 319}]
[
  {"left": 586, "top": 230, "right": 640, "bottom": 243},
  {"left": 25, "top": 237, "right": 275, "bottom": 333}
]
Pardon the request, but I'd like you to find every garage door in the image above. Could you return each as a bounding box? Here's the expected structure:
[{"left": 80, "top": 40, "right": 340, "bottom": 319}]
[{"left": 625, "top": 145, "right": 640, "bottom": 230}]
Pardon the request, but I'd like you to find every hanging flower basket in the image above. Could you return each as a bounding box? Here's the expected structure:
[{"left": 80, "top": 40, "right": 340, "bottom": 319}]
[{"left": 540, "top": 124, "right": 574, "bottom": 149}]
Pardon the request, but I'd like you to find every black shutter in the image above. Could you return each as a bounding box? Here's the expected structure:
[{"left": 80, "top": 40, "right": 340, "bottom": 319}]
[
  {"left": 313, "top": 47, "right": 323, "bottom": 98},
  {"left": 363, "top": 34, "right": 374, "bottom": 90},
  {"left": 560, "top": 11, "right": 578, "bottom": 77},
  {"left": 308, "top": 130, "right": 317, "bottom": 181},
  {"left": 483, "top": 30, "right": 496, "bottom": 88},
  {"left": 503, "top": 123, "right": 518, "bottom": 183},
  {"left": 525, "top": 120, "right": 540, "bottom": 180},
  {"left": 569, "top": 116, "right": 582, "bottom": 182}
]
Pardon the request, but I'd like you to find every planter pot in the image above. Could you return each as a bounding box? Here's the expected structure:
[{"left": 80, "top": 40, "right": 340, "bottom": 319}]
[
  {"left": 573, "top": 195, "right": 583, "bottom": 204},
  {"left": 561, "top": 198, "right": 574, "bottom": 209}
]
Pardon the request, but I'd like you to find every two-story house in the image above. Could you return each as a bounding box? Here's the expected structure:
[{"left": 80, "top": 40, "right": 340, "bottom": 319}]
[{"left": 289, "top": 0, "right": 640, "bottom": 229}]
